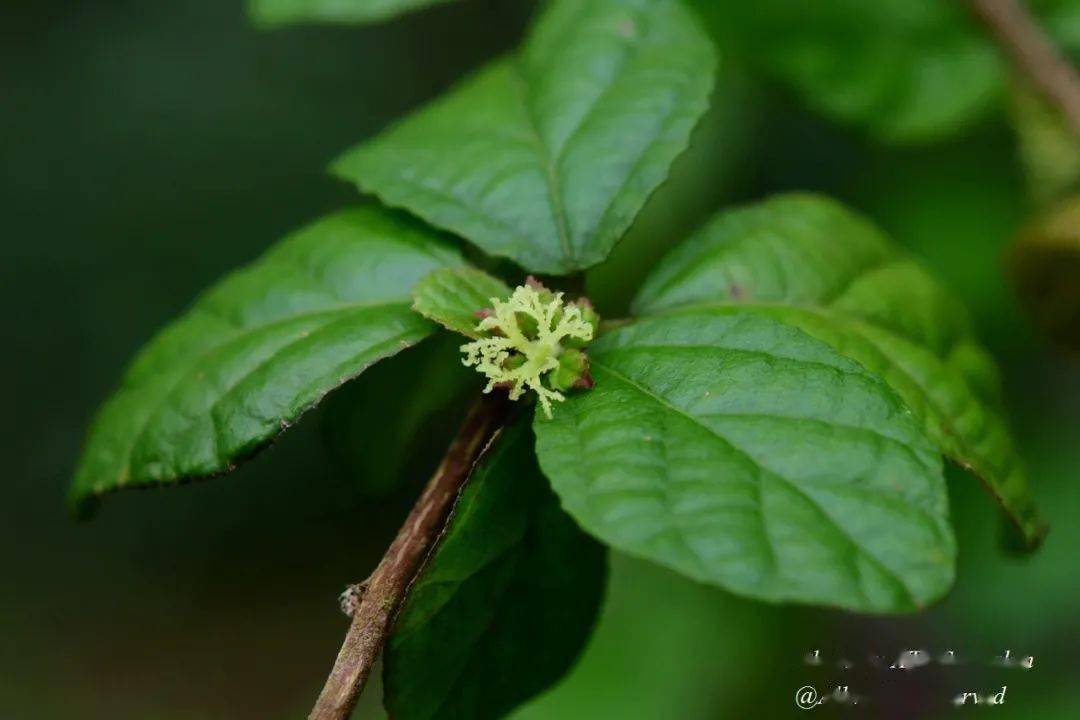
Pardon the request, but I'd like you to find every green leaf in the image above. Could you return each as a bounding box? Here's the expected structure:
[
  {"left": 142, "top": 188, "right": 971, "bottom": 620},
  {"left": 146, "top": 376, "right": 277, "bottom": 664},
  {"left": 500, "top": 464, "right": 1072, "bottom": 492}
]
[
  {"left": 411, "top": 266, "right": 511, "bottom": 338},
  {"left": 534, "top": 309, "right": 955, "bottom": 612},
  {"left": 633, "top": 193, "right": 1046, "bottom": 545},
  {"left": 385, "top": 414, "right": 607, "bottom": 720},
  {"left": 321, "top": 332, "right": 478, "bottom": 496},
  {"left": 334, "top": 0, "right": 716, "bottom": 274},
  {"left": 1010, "top": 80, "right": 1080, "bottom": 206},
  {"left": 71, "top": 208, "right": 462, "bottom": 510},
  {"left": 695, "top": 0, "right": 1003, "bottom": 142},
  {"left": 1012, "top": 194, "right": 1080, "bottom": 352},
  {"left": 248, "top": 0, "right": 455, "bottom": 27}
]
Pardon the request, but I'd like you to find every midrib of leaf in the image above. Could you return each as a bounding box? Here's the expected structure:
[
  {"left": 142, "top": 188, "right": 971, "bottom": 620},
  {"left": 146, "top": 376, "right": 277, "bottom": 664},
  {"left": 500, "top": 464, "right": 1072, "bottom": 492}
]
[
  {"left": 508, "top": 0, "right": 643, "bottom": 269},
  {"left": 651, "top": 300, "right": 985, "bottom": 442},
  {"left": 114, "top": 299, "right": 419, "bottom": 487},
  {"left": 591, "top": 355, "right": 940, "bottom": 519},
  {"left": 602, "top": 342, "right": 878, "bottom": 393},
  {"left": 509, "top": 64, "right": 574, "bottom": 265},
  {"left": 590, "top": 359, "right": 922, "bottom": 607}
]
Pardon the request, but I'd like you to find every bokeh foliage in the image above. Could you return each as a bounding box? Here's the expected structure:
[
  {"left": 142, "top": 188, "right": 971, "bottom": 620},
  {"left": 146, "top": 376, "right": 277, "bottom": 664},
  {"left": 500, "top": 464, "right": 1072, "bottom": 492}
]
[{"left": 3, "top": 0, "right": 1078, "bottom": 717}]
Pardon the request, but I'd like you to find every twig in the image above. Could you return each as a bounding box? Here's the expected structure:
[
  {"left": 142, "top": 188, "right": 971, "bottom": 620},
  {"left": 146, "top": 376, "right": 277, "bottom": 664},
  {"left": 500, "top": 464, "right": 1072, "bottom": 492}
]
[
  {"left": 967, "top": 0, "right": 1080, "bottom": 135},
  {"left": 308, "top": 393, "right": 510, "bottom": 720}
]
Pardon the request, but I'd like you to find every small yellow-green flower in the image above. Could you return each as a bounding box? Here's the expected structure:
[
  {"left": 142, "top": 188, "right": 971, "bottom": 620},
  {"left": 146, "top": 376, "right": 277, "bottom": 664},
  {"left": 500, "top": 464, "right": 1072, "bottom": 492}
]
[{"left": 461, "top": 279, "right": 597, "bottom": 418}]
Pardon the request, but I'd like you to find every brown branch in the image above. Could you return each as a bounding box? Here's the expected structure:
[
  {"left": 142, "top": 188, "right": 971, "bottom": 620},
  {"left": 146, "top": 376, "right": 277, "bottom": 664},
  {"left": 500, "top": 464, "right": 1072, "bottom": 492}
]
[
  {"left": 967, "top": 0, "right": 1080, "bottom": 135},
  {"left": 308, "top": 392, "right": 510, "bottom": 720}
]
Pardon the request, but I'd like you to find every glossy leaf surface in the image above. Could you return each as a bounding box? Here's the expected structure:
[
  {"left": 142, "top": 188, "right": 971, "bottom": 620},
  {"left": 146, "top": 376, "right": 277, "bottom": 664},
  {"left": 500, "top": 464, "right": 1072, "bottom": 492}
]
[
  {"left": 249, "top": 0, "right": 455, "bottom": 26},
  {"left": 633, "top": 194, "right": 1046, "bottom": 545},
  {"left": 72, "top": 208, "right": 462, "bottom": 508},
  {"left": 386, "top": 416, "right": 606, "bottom": 719},
  {"left": 535, "top": 309, "right": 956, "bottom": 612},
  {"left": 334, "top": 0, "right": 716, "bottom": 274},
  {"left": 411, "top": 266, "right": 511, "bottom": 338}
]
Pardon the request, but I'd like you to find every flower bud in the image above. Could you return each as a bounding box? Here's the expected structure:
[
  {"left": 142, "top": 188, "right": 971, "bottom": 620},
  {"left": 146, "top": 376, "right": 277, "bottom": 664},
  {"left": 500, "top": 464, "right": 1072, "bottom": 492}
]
[{"left": 548, "top": 348, "right": 590, "bottom": 392}]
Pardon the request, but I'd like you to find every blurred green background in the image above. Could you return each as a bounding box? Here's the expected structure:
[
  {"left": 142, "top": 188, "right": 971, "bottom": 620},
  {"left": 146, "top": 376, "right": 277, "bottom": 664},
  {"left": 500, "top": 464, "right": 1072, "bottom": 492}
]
[{"left": 2, "top": 1, "right": 1077, "bottom": 718}]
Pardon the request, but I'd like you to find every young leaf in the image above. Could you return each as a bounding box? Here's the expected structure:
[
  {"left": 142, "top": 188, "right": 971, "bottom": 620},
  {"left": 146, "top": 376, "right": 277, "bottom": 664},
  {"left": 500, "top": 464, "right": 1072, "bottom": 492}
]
[
  {"left": 71, "top": 208, "right": 462, "bottom": 510},
  {"left": 385, "top": 415, "right": 606, "bottom": 720},
  {"left": 533, "top": 310, "right": 955, "bottom": 612},
  {"left": 1011, "top": 194, "right": 1080, "bottom": 352},
  {"left": 695, "top": 0, "right": 1003, "bottom": 142},
  {"left": 411, "top": 266, "right": 511, "bottom": 338},
  {"left": 248, "top": 0, "right": 455, "bottom": 27},
  {"left": 633, "top": 194, "right": 1047, "bottom": 545},
  {"left": 334, "top": 0, "right": 716, "bottom": 274}
]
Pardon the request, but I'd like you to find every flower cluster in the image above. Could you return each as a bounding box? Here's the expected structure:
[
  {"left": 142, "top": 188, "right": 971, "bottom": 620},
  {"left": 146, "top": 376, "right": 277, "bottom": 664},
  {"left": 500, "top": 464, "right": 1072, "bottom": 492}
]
[{"left": 461, "top": 278, "right": 598, "bottom": 418}]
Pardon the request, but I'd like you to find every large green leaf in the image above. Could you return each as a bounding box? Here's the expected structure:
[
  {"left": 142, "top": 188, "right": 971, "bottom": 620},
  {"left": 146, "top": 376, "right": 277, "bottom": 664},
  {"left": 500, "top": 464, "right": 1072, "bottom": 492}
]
[
  {"left": 694, "top": 0, "right": 1002, "bottom": 142},
  {"left": 411, "top": 266, "right": 511, "bottom": 338},
  {"left": 385, "top": 415, "right": 606, "bottom": 720},
  {"left": 320, "top": 332, "right": 478, "bottom": 496},
  {"left": 248, "top": 0, "right": 455, "bottom": 27},
  {"left": 334, "top": 0, "right": 716, "bottom": 274},
  {"left": 633, "top": 193, "right": 1046, "bottom": 545},
  {"left": 71, "top": 208, "right": 462, "bottom": 510},
  {"left": 534, "top": 309, "right": 955, "bottom": 612}
]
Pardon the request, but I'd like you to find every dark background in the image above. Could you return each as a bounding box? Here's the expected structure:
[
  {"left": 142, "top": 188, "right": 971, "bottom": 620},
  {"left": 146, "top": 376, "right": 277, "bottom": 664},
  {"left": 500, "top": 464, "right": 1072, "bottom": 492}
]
[{"left": 2, "top": 1, "right": 1078, "bottom": 717}]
